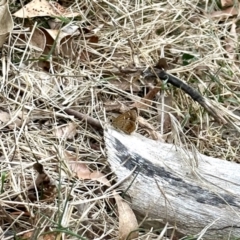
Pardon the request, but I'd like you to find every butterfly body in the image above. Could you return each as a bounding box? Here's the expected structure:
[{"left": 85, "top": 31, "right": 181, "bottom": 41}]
[{"left": 112, "top": 107, "right": 138, "bottom": 135}]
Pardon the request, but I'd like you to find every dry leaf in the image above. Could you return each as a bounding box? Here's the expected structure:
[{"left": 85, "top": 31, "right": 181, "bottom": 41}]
[
  {"left": 70, "top": 161, "right": 91, "bottom": 179},
  {"left": 64, "top": 150, "right": 111, "bottom": 186},
  {"left": 0, "top": 0, "right": 14, "bottom": 47},
  {"left": 60, "top": 35, "right": 77, "bottom": 58},
  {"left": 90, "top": 171, "right": 111, "bottom": 186},
  {"left": 13, "top": 0, "right": 80, "bottom": 18},
  {"left": 142, "top": 128, "right": 165, "bottom": 141},
  {"left": 41, "top": 28, "right": 79, "bottom": 59},
  {"left": 114, "top": 192, "right": 139, "bottom": 240},
  {"left": 70, "top": 162, "right": 110, "bottom": 185},
  {"left": 0, "top": 110, "right": 27, "bottom": 129},
  {"left": 221, "top": 0, "right": 233, "bottom": 8},
  {"left": 79, "top": 35, "right": 99, "bottom": 61},
  {"left": 29, "top": 27, "right": 46, "bottom": 53},
  {"left": 132, "top": 85, "right": 161, "bottom": 109},
  {"left": 210, "top": 6, "right": 238, "bottom": 18},
  {"left": 14, "top": 28, "right": 46, "bottom": 56},
  {"left": 54, "top": 122, "right": 77, "bottom": 139},
  {"left": 64, "top": 150, "right": 78, "bottom": 161},
  {"left": 138, "top": 116, "right": 154, "bottom": 130},
  {"left": 0, "top": 1, "right": 13, "bottom": 34},
  {"left": 22, "top": 231, "right": 56, "bottom": 240},
  {"left": 0, "top": 111, "right": 10, "bottom": 124}
]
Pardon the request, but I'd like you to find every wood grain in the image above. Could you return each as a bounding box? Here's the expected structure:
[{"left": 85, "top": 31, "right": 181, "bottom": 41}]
[{"left": 105, "top": 128, "right": 240, "bottom": 240}]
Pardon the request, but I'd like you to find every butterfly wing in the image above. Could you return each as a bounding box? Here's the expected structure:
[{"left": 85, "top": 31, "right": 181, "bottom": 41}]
[{"left": 112, "top": 107, "right": 139, "bottom": 134}]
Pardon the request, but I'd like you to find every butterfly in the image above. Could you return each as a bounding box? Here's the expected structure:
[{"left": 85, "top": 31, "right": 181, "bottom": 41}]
[{"left": 112, "top": 107, "right": 139, "bottom": 134}]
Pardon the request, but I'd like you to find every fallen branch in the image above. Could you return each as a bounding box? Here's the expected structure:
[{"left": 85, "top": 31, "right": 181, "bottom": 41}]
[
  {"left": 64, "top": 108, "right": 103, "bottom": 130},
  {"left": 105, "top": 128, "right": 240, "bottom": 239}
]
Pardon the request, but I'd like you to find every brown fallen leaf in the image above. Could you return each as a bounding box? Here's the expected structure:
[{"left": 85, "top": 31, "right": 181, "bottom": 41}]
[
  {"left": 22, "top": 231, "right": 56, "bottom": 240},
  {"left": 0, "top": 0, "right": 14, "bottom": 47},
  {"left": 64, "top": 150, "right": 111, "bottom": 186},
  {"left": 90, "top": 171, "right": 111, "bottom": 186},
  {"left": 221, "top": 0, "right": 233, "bottom": 8},
  {"left": 138, "top": 116, "right": 155, "bottom": 130},
  {"left": 141, "top": 127, "right": 165, "bottom": 142},
  {"left": 132, "top": 85, "right": 161, "bottom": 109},
  {"left": 114, "top": 192, "right": 139, "bottom": 240},
  {"left": 13, "top": 0, "right": 80, "bottom": 18},
  {"left": 69, "top": 161, "right": 91, "bottom": 179},
  {"left": 79, "top": 35, "right": 99, "bottom": 61}
]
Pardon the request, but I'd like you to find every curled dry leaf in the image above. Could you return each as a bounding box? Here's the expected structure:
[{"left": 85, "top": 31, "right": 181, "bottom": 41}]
[
  {"left": 13, "top": 0, "right": 80, "bottom": 18},
  {"left": 12, "top": 27, "right": 47, "bottom": 58},
  {"left": 114, "top": 192, "right": 139, "bottom": 240},
  {"left": 54, "top": 122, "right": 77, "bottom": 139}
]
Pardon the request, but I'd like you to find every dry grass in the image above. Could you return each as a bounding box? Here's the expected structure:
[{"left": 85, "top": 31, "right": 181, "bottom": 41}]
[{"left": 1, "top": 0, "right": 240, "bottom": 239}]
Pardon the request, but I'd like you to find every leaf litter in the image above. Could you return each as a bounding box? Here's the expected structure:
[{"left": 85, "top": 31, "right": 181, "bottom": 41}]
[{"left": 1, "top": 0, "right": 240, "bottom": 239}]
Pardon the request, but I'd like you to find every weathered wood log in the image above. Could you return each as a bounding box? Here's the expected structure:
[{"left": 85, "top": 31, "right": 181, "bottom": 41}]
[{"left": 104, "top": 128, "right": 240, "bottom": 240}]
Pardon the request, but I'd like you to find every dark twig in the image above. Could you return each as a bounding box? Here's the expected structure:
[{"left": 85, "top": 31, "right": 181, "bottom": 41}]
[{"left": 143, "top": 68, "right": 227, "bottom": 124}]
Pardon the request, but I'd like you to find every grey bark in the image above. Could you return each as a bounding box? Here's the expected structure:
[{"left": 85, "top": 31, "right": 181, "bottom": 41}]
[{"left": 105, "top": 128, "right": 240, "bottom": 240}]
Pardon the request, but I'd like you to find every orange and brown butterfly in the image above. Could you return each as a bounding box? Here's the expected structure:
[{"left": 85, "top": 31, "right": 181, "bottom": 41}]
[{"left": 112, "top": 107, "right": 139, "bottom": 134}]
